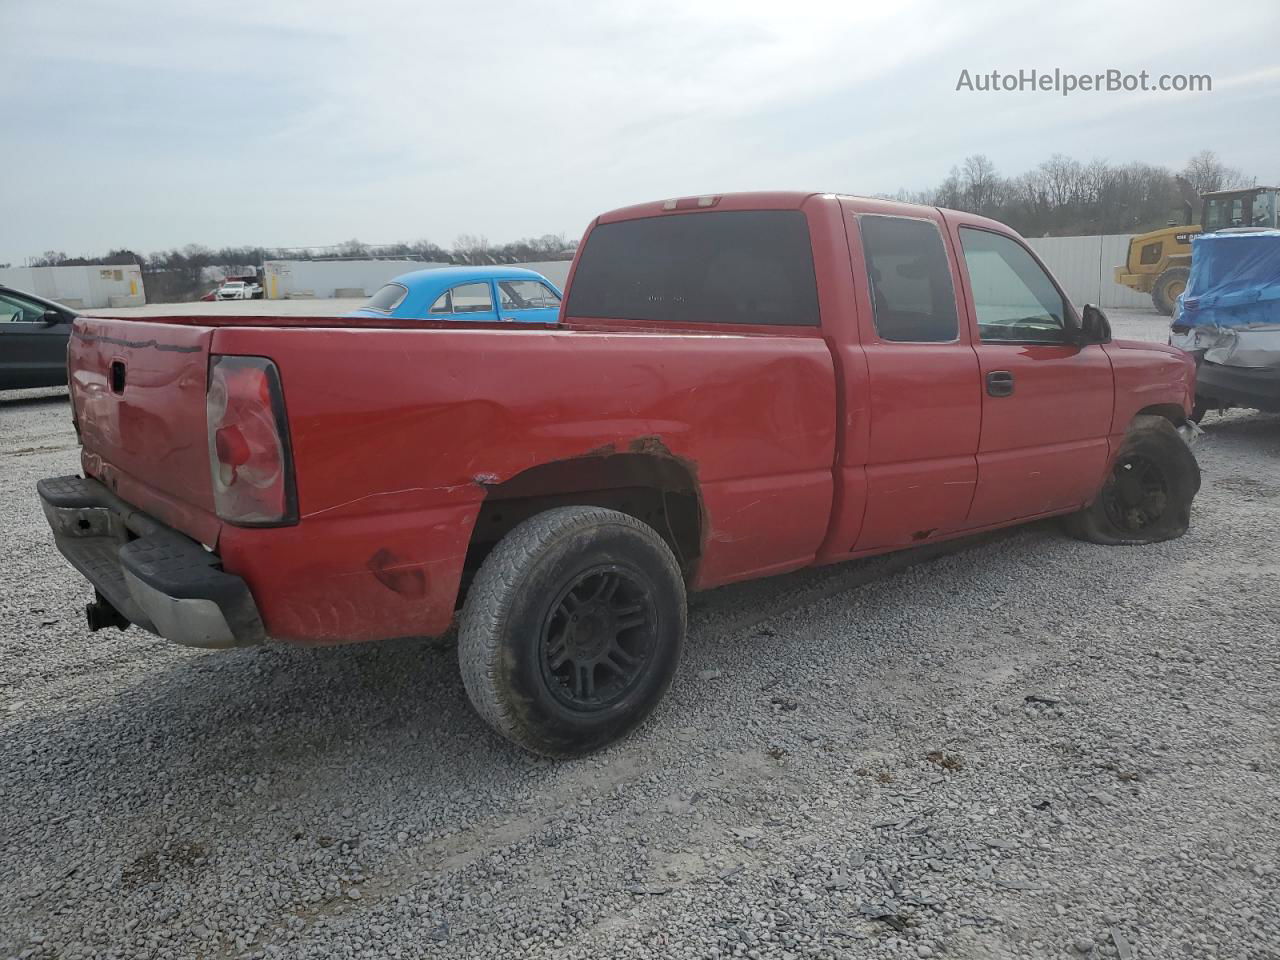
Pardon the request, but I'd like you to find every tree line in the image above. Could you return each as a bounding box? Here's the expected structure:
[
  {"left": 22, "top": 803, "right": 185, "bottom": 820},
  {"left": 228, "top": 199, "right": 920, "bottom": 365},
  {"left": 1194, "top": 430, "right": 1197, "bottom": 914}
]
[
  {"left": 886, "top": 149, "right": 1255, "bottom": 237},
  {"left": 23, "top": 234, "right": 577, "bottom": 302},
  {"left": 16, "top": 149, "right": 1260, "bottom": 300}
]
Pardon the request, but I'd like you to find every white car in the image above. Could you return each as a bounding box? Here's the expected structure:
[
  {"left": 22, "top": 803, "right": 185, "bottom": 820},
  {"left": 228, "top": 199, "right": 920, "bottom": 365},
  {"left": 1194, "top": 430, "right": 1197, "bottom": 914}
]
[{"left": 215, "top": 280, "right": 262, "bottom": 301}]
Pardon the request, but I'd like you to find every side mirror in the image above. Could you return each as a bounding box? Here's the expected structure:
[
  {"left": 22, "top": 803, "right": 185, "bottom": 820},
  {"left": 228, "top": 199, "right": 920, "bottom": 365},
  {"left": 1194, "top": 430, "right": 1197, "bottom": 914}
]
[
  {"left": 1079, "top": 304, "right": 1111, "bottom": 345},
  {"left": 42, "top": 308, "right": 63, "bottom": 325}
]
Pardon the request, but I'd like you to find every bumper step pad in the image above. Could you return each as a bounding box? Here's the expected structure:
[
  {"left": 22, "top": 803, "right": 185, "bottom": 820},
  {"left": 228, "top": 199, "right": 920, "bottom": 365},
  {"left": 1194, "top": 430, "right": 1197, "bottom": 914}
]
[{"left": 36, "top": 476, "right": 266, "bottom": 648}]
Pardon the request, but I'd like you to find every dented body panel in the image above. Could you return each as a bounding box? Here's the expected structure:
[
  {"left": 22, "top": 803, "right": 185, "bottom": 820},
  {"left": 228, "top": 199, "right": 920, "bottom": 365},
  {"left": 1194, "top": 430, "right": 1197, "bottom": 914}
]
[
  {"left": 54, "top": 192, "right": 1195, "bottom": 648},
  {"left": 219, "top": 325, "right": 838, "bottom": 640}
]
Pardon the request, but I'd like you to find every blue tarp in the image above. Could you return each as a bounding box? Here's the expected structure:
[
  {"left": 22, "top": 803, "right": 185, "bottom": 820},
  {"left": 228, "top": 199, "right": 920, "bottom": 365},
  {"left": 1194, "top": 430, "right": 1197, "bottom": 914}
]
[{"left": 1181, "top": 231, "right": 1280, "bottom": 329}]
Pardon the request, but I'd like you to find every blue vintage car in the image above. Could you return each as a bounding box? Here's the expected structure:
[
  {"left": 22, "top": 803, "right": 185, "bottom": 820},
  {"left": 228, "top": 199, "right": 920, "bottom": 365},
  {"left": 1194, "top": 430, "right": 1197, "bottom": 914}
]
[{"left": 347, "top": 265, "right": 562, "bottom": 323}]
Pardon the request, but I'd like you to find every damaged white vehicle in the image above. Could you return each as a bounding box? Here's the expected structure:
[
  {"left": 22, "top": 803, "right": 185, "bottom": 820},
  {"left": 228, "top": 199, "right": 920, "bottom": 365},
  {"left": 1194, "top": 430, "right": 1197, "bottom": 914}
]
[
  {"left": 215, "top": 279, "right": 263, "bottom": 301},
  {"left": 1171, "top": 231, "right": 1280, "bottom": 420}
]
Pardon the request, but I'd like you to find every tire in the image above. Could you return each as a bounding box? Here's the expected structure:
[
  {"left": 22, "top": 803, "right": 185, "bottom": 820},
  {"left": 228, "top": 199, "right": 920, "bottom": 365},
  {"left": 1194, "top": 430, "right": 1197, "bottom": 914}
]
[
  {"left": 457, "top": 506, "right": 686, "bottom": 757},
  {"left": 1064, "top": 415, "right": 1201, "bottom": 545},
  {"left": 1151, "top": 266, "right": 1191, "bottom": 316}
]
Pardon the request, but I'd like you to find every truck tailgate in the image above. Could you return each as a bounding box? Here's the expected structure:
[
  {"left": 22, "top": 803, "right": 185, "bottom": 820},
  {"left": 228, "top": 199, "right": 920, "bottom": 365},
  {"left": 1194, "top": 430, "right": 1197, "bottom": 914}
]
[{"left": 69, "top": 317, "right": 221, "bottom": 546}]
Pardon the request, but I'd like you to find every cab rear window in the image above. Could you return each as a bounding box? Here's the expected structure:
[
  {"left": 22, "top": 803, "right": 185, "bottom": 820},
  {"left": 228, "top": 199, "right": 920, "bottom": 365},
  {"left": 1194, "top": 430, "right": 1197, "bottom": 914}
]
[
  {"left": 566, "top": 210, "right": 819, "bottom": 326},
  {"left": 363, "top": 283, "right": 408, "bottom": 313}
]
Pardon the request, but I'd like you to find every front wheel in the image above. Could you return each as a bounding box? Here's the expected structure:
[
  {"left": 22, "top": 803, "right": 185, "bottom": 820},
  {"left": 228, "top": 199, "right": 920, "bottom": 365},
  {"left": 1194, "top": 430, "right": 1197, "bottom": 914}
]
[
  {"left": 458, "top": 506, "right": 686, "bottom": 757},
  {"left": 1064, "top": 415, "right": 1201, "bottom": 545}
]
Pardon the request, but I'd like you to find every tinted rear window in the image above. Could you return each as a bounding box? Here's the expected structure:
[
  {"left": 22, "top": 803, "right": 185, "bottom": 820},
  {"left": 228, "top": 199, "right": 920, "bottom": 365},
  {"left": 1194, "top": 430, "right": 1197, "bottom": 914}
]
[
  {"left": 859, "top": 215, "right": 958, "bottom": 343},
  {"left": 566, "top": 210, "right": 819, "bottom": 326}
]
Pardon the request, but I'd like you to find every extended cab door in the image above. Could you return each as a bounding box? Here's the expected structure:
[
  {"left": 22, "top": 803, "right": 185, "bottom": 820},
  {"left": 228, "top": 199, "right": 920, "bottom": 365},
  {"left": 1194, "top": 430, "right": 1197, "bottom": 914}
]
[
  {"left": 839, "top": 203, "right": 982, "bottom": 552},
  {"left": 947, "top": 221, "right": 1114, "bottom": 526}
]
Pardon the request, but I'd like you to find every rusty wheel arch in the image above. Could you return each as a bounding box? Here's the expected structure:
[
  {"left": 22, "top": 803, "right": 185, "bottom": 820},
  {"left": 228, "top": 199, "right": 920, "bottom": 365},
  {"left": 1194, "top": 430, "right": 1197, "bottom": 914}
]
[{"left": 459, "top": 445, "right": 705, "bottom": 603}]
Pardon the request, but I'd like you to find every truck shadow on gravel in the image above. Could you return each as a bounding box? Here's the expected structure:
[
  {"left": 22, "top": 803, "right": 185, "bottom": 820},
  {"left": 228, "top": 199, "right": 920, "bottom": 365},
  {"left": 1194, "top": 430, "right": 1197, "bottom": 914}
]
[{"left": 4, "top": 523, "right": 1041, "bottom": 830}]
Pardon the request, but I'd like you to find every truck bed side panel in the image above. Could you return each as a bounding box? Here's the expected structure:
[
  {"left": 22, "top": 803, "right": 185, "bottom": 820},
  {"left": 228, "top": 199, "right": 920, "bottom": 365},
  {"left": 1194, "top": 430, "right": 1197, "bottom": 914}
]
[{"left": 208, "top": 325, "right": 837, "bottom": 641}]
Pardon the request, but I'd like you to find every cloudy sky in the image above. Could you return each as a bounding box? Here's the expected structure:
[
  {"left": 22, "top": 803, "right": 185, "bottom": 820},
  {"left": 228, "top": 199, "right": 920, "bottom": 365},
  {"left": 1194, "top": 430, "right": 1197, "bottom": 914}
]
[{"left": 2, "top": 0, "right": 1277, "bottom": 265}]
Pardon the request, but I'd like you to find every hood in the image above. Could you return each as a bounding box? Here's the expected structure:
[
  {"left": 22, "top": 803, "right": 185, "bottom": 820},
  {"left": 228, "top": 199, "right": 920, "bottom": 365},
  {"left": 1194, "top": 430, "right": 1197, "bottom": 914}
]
[{"left": 1107, "top": 338, "right": 1187, "bottom": 359}]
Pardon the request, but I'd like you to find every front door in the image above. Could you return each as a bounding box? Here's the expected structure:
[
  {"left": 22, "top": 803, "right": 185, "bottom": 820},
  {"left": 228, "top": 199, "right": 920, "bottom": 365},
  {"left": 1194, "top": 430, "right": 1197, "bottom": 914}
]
[{"left": 949, "top": 224, "right": 1114, "bottom": 527}]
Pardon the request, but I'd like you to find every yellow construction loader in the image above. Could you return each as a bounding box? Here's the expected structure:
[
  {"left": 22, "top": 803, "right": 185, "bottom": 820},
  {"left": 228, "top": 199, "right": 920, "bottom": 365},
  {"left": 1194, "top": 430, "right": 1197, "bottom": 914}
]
[{"left": 1115, "top": 186, "right": 1280, "bottom": 314}]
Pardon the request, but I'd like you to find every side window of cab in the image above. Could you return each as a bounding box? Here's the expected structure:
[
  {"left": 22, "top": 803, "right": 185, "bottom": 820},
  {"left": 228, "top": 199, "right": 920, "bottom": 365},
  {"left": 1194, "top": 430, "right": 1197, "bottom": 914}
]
[
  {"left": 498, "top": 280, "right": 560, "bottom": 310},
  {"left": 432, "top": 282, "right": 494, "bottom": 315},
  {"left": 959, "top": 228, "right": 1068, "bottom": 343},
  {"left": 858, "top": 215, "right": 959, "bottom": 342}
]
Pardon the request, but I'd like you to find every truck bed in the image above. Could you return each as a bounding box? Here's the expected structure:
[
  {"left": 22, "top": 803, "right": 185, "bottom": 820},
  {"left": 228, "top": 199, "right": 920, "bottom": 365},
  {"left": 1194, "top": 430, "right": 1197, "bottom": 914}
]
[{"left": 67, "top": 314, "right": 838, "bottom": 643}]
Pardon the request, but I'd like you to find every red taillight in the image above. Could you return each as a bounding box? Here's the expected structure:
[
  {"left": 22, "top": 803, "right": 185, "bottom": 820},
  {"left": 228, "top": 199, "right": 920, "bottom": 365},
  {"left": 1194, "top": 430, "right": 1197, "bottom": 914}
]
[{"left": 206, "top": 355, "right": 297, "bottom": 525}]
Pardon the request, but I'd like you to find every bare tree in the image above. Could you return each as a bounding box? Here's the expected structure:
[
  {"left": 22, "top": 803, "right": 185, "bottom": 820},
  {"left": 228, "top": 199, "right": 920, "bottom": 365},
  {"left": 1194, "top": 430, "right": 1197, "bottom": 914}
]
[
  {"left": 1182, "top": 150, "right": 1253, "bottom": 195},
  {"left": 961, "top": 154, "right": 1001, "bottom": 214},
  {"left": 452, "top": 234, "right": 491, "bottom": 265},
  {"left": 335, "top": 238, "right": 370, "bottom": 258},
  {"left": 30, "top": 251, "right": 70, "bottom": 267}
]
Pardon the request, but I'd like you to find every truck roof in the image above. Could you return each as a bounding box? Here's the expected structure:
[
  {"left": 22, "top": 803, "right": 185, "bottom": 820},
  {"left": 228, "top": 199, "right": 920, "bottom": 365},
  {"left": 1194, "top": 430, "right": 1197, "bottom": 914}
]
[
  {"left": 593, "top": 190, "right": 1010, "bottom": 234},
  {"left": 385, "top": 264, "right": 560, "bottom": 290}
]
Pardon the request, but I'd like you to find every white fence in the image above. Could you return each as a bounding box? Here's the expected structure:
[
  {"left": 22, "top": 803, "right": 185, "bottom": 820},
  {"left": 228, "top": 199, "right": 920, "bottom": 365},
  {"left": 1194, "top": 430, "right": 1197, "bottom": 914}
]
[
  {"left": 263, "top": 260, "right": 450, "bottom": 300},
  {"left": 0, "top": 264, "right": 146, "bottom": 308},
  {"left": 1024, "top": 234, "right": 1153, "bottom": 311},
  {"left": 262, "top": 258, "right": 573, "bottom": 300},
  {"left": 8, "top": 241, "right": 1129, "bottom": 311},
  {"left": 515, "top": 260, "right": 571, "bottom": 289}
]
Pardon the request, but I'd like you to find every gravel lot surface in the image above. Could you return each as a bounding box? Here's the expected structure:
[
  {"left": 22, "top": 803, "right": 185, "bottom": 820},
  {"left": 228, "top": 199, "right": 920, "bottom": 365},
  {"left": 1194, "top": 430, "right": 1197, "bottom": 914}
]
[{"left": 2, "top": 308, "right": 1277, "bottom": 960}]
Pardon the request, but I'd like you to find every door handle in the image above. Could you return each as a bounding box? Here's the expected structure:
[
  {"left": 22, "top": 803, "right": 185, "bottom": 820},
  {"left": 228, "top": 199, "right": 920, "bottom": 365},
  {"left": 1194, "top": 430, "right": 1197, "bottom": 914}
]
[{"left": 986, "top": 370, "right": 1014, "bottom": 397}]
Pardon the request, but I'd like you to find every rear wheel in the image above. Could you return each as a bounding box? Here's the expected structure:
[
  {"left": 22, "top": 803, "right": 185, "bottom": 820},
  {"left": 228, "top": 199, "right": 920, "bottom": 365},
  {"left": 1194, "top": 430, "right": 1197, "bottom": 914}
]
[
  {"left": 1151, "top": 266, "right": 1190, "bottom": 316},
  {"left": 458, "top": 506, "right": 686, "bottom": 757},
  {"left": 1064, "top": 415, "right": 1201, "bottom": 545}
]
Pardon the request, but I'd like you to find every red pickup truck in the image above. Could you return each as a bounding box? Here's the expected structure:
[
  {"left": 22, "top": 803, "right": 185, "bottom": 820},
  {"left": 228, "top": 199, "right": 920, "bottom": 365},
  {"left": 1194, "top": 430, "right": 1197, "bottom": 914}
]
[{"left": 39, "top": 192, "right": 1200, "bottom": 756}]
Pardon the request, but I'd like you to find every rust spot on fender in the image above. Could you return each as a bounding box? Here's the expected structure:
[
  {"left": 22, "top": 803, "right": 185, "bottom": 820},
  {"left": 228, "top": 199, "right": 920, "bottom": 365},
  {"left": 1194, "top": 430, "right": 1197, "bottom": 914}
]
[
  {"left": 911, "top": 528, "right": 937, "bottom": 541},
  {"left": 368, "top": 548, "right": 427, "bottom": 598},
  {"left": 629, "top": 435, "right": 672, "bottom": 456},
  {"left": 472, "top": 472, "right": 499, "bottom": 486},
  {"left": 583, "top": 442, "right": 617, "bottom": 457}
]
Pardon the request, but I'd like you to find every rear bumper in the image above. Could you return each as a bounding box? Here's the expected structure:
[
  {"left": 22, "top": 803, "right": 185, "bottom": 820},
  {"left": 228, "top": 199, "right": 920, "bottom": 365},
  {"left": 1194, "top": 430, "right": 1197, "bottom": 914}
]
[
  {"left": 1194, "top": 359, "right": 1280, "bottom": 413},
  {"left": 37, "top": 476, "right": 266, "bottom": 649}
]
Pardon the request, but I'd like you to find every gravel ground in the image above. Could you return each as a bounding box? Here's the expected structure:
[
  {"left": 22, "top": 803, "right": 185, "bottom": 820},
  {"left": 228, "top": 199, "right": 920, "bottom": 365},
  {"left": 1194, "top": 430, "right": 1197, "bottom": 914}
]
[{"left": 2, "top": 308, "right": 1277, "bottom": 960}]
